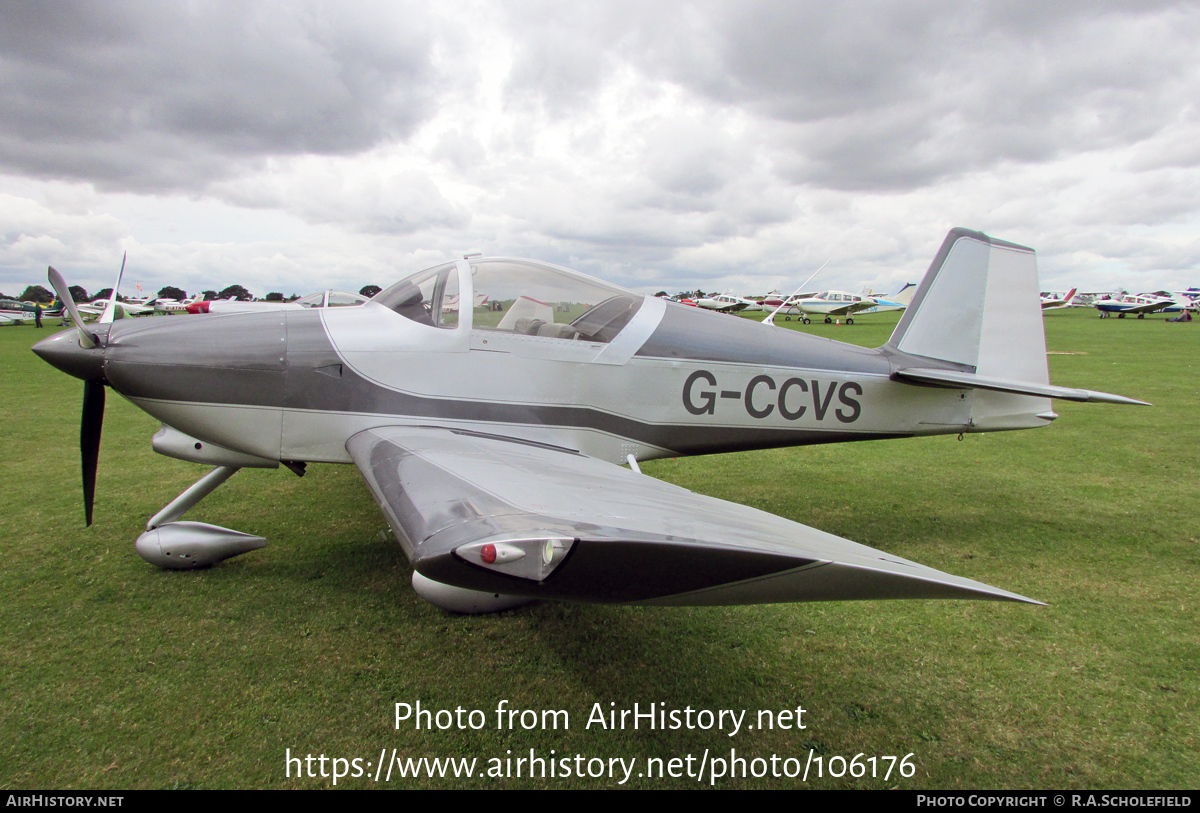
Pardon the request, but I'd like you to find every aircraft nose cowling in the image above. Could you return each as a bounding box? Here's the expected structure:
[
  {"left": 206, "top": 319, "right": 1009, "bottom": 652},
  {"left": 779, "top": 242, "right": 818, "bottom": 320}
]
[{"left": 32, "top": 328, "right": 106, "bottom": 381}]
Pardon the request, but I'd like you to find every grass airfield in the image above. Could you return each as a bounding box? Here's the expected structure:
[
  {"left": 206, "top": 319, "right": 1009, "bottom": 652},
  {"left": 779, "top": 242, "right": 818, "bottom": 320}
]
[{"left": 0, "top": 308, "right": 1196, "bottom": 789}]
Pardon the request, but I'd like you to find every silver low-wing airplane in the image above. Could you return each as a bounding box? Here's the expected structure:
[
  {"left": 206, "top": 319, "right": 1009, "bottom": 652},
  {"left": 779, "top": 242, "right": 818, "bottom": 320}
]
[{"left": 34, "top": 228, "right": 1146, "bottom": 614}]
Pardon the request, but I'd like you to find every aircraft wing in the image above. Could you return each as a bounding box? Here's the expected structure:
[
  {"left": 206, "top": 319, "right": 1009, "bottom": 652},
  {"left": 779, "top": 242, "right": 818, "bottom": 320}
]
[
  {"left": 1110, "top": 299, "right": 1172, "bottom": 314},
  {"left": 347, "top": 426, "right": 1038, "bottom": 606},
  {"left": 829, "top": 301, "right": 876, "bottom": 316},
  {"left": 79, "top": 301, "right": 145, "bottom": 317}
]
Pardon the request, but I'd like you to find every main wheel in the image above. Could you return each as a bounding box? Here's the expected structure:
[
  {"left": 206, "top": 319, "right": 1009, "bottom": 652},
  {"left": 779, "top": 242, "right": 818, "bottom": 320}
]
[
  {"left": 824, "top": 317, "right": 832, "bottom": 324},
  {"left": 1137, "top": 313, "right": 1145, "bottom": 319},
  {"left": 1118, "top": 312, "right": 1125, "bottom": 318},
  {"left": 784, "top": 315, "right": 790, "bottom": 321},
  {"left": 846, "top": 317, "right": 854, "bottom": 325},
  {"left": 802, "top": 318, "right": 811, "bottom": 324}
]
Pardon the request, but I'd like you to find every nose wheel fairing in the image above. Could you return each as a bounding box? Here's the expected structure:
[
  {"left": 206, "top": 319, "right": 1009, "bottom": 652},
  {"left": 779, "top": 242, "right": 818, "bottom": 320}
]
[{"left": 134, "top": 465, "right": 267, "bottom": 570}]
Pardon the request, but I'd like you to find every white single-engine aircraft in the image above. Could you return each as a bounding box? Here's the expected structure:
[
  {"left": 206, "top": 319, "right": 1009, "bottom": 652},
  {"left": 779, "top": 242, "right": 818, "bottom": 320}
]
[
  {"left": 788, "top": 291, "right": 880, "bottom": 324},
  {"left": 77, "top": 299, "right": 157, "bottom": 318},
  {"left": 35, "top": 229, "right": 1147, "bottom": 614},
  {"left": 695, "top": 293, "right": 755, "bottom": 313},
  {"left": 1093, "top": 292, "right": 1176, "bottom": 319}
]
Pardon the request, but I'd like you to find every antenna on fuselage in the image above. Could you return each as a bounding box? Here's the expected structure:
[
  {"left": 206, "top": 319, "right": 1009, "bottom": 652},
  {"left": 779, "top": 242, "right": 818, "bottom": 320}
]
[
  {"left": 763, "top": 259, "right": 830, "bottom": 327},
  {"left": 99, "top": 252, "right": 127, "bottom": 324}
]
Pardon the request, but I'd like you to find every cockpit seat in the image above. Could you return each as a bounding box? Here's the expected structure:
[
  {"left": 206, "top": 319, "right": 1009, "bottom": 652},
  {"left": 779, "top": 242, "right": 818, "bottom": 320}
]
[
  {"left": 536, "top": 322, "right": 580, "bottom": 340},
  {"left": 513, "top": 317, "right": 545, "bottom": 335}
]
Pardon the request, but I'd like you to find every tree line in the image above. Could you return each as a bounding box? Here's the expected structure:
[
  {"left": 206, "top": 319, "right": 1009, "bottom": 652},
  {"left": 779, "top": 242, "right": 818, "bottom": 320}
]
[{"left": 4, "top": 284, "right": 385, "bottom": 303}]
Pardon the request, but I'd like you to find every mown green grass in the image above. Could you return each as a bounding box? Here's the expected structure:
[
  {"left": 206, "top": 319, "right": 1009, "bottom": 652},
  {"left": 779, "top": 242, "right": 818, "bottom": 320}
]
[{"left": 1, "top": 309, "right": 1196, "bottom": 789}]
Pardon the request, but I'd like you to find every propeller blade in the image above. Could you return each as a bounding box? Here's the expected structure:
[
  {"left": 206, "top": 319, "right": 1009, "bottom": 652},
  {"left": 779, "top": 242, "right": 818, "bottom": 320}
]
[
  {"left": 47, "top": 266, "right": 98, "bottom": 348},
  {"left": 81, "top": 379, "right": 105, "bottom": 526}
]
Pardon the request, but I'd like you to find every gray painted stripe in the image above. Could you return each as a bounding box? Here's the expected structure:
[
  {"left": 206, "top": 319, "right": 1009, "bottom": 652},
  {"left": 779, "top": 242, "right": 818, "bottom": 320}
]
[{"left": 101, "top": 308, "right": 912, "bottom": 458}]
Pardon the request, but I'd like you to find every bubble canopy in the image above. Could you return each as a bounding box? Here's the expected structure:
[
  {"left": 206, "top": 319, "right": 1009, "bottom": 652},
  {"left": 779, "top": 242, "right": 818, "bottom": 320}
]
[{"left": 373, "top": 258, "right": 645, "bottom": 343}]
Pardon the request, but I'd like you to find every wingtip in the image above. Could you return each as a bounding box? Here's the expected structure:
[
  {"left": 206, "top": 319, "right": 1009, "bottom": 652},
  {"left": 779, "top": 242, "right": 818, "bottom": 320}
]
[{"left": 1006, "top": 593, "right": 1048, "bottom": 607}]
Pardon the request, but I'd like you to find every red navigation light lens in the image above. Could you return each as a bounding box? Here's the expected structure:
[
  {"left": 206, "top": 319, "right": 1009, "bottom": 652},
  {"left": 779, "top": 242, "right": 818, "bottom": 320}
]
[{"left": 481, "top": 543, "right": 497, "bottom": 564}]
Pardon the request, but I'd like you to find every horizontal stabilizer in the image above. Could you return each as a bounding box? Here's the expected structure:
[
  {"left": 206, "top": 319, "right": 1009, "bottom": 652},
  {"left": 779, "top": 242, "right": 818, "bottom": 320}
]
[{"left": 894, "top": 367, "right": 1150, "bottom": 405}]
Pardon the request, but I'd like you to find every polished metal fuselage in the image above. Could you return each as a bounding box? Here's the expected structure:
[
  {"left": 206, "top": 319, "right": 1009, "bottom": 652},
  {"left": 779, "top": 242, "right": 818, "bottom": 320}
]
[{"left": 77, "top": 297, "right": 1045, "bottom": 469}]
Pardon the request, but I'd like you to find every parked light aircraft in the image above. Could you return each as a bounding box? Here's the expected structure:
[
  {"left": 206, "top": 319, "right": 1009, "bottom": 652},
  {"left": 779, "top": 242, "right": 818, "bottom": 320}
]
[
  {"left": 34, "top": 228, "right": 1147, "bottom": 614},
  {"left": 1094, "top": 293, "right": 1176, "bottom": 318},
  {"left": 762, "top": 292, "right": 818, "bottom": 322},
  {"left": 787, "top": 291, "right": 880, "bottom": 324},
  {"left": 757, "top": 291, "right": 783, "bottom": 307},
  {"left": 78, "top": 300, "right": 157, "bottom": 318},
  {"left": 0, "top": 298, "right": 67, "bottom": 323},
  {"left": 695, "top": 293, "right": 754, "bottom": 313},
  {"left": 153, "top": 298, "right": 198, "bottom": 315},
  {"left": 186, "top": 290, "right": 370, "bottom": 314},
  {"left": 1040, "top": 288, "right": 1078, "bottom": 310},
  {"left": 853, "top": 288, "right": 909, "bottom": 316},
  {"left": 0, "top": 299, "right": 44, "bottom": 322},
  {"left": 1149, "top": 290, "right": 1200, "bottom": 314}
]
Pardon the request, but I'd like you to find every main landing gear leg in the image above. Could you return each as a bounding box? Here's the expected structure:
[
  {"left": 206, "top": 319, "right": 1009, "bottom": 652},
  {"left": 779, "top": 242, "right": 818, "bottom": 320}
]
[{"left": 134, "top": 466, "right": 266, "bottom": 569}]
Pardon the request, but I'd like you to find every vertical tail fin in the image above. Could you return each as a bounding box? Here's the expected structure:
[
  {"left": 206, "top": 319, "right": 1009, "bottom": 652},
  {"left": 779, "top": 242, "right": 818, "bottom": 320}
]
[
  {"left": 891, "top": 282, "right": 918, "bottom": 307},
  {"left": 887, "top": 229, "right": 1149, "bottom": 411},
  {"left": 886, "top": 228, "right": 1049, "bottom": 386}
]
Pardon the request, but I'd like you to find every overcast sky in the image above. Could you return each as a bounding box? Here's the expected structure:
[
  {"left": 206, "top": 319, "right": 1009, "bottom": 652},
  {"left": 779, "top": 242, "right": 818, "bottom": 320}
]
[{"left": 2, "top": 1, "right": 1199, "bottom": 299}]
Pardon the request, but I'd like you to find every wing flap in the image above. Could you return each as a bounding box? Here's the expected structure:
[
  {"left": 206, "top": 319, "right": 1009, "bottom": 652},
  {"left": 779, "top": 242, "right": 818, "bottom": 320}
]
[{"left": 348, "top": 426, "right": 1040, "bottom": 605}]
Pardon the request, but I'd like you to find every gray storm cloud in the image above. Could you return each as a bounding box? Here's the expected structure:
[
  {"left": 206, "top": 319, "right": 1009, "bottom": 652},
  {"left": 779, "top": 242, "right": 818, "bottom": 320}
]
[{"left": 0, "top": 1, "right": 438, "bottom": 191}]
